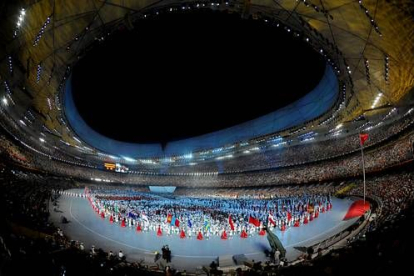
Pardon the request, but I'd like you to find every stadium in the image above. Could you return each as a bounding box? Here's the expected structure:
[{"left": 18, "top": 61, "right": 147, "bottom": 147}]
[{"left": 1, "top": 0, "right": 414, "bottom": 275}]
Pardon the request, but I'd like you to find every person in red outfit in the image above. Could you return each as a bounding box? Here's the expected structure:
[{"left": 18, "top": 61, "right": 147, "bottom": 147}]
[
  {"left": 240, "top": 227, "right": 248, "bottom": 238},
  {"left": 197, "top": 230, "right": 203, "bottom": 240},
  {"left": 221, "top": 229, "right": 228, "bottom": 239},
  {"left": 180, "top": 229, "right": 186, "bottom": 239},
  {"left": 294, "top": 219, "right": 300, "bottom": 227},
  {"left": 259, "top": 228, "right": 266, "bottom": 235}
]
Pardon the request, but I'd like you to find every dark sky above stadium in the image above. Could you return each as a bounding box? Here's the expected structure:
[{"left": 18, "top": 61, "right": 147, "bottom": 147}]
[{"left": 72, "top": 9, "right": 326, "bottom": 145}]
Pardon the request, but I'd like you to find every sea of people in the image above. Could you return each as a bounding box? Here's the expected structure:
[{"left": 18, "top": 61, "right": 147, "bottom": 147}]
[
  {"left": 78, "top": 184, "right": 333, "bottom": 239},
  {"left": 1, "top": 104, "right": 414, "bottom": 275},
  {"left": 1, "top": 105, "right": 414, "bottom": 183},
  {"left": 23, "top": 131, "right": 412, "bottom": 189},
  {"left": 1, "top": 155, "right": 414, "bottom": 275},
  {"left": 162, "top": 112, "right": 414, "bottom": 173}
]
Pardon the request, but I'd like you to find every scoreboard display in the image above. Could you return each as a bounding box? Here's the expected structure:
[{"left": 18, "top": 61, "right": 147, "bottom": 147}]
[
  {"left": 104, "top": 163, "right": 116, "bottom": 170},
  {"left": 104, "top": 163, "right": 129, "bottom": 173}
]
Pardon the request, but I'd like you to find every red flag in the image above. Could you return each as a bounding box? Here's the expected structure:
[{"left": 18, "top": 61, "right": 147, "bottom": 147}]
[
  {"left": 229, "top": 215, "right": 235, "bottom": 231},
  {"left": 343, "top": 200, "right": 370, "bottom": 220},
  {"left": 175, "top": 218, "right": 180, "bottom": 227},
  {"left": 359, "top": 133, "right": 369, "bottom": 146},
  {"left": 287, "top": 211, "right": 292, "bottom": 222},
  {"left": 166, "top": 214, "right": 172, "bottom": 223},
  {"left": 248, "top": 216, "right": 260, "bottom": 227}
]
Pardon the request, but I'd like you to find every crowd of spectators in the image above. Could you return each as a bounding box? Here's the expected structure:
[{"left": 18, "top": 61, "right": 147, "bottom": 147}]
[
  {"left": 0, "top": 135, "right": 32, "bottom": 167},
  {"left": 0, "top": 164, "right": 162, "bottom": 275},
  {"left": 18, "top": 131, "right": 412, "bottom": 189},
  {"left": 2, "top": 162, "right": 414, "bottom": 275},
  {"left": 274, "top": 172, "right": 414, "bottom": 276},
  {"left": 173, "top": 183, "right": 337, "bottom": 199},
  {"left": 1, "top": 105, "right": 414, "bottom": 182},
  {"left": 272, "top": 204, "right": 414, "bottom": 276},
  {"left": 1, "top": 105, "right": 414, "bottom": 275},
  {"left": 163, "top": 113, "right": 414, "bottom": 173},
  {"left": 344, "top": 172, "right": 414, "bottom": 233}
]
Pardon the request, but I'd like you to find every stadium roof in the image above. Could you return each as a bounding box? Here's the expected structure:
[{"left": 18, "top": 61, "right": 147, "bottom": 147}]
[{"left": 1, "top": 0, "right": 414, "bottom": 159}]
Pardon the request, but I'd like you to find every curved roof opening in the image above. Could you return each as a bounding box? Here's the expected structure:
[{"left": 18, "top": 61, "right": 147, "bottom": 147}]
[{"left": 71, "top": 9, "right": 326, "bottom": 145}]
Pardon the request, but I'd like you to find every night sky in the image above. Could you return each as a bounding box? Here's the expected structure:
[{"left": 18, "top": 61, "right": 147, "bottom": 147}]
[{"left": 72, "top": 9, "right": 326, "bottom": 144}]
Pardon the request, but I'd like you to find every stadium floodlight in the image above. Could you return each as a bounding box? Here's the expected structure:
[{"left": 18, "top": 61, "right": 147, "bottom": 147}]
[
  {"left": 2, "top": 97, "right": 8, "bottom": 105},
  {"left": 371, "top": 92, "right": 383, "bottom": 109},
  {"left": 335, "top": 123, "right": 343, "bottom": 129},
  {"left": 39, "top": 138, "right": 45, "bottom": 143},
  {"left": 15, "top": 9, "right": 26, "bottom": 32}
]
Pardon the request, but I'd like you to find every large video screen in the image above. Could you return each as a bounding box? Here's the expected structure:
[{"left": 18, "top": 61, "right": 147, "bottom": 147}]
[{"left": 148, "top": 186, "right": 176, "bottom": 193}]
